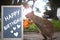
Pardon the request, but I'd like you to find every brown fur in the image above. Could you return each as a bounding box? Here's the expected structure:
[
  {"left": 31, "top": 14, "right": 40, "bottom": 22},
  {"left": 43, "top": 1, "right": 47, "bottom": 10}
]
[{"left": 26, "top": 11, "right": 54, "bottom": 40}]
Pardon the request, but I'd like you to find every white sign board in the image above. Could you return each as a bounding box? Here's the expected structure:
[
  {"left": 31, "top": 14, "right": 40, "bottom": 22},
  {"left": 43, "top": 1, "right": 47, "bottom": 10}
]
[{"left": 1, "top": 5, "right": 23, "bottom": 40}]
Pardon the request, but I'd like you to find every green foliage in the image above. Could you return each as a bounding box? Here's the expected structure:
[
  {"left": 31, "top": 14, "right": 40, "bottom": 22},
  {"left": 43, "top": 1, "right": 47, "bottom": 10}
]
[
  {"left": 24, "top": 23, "right": 38, "bottom": 32},
  {"left": 51, "top": 19, "right": 60, "bottom": 31},
  {"left": 24, "top": 19, "right": 60, "bottom": 32}
]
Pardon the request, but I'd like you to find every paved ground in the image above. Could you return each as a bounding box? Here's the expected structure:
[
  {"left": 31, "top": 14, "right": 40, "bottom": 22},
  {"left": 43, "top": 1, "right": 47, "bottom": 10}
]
[
  {"left": 23, "top": 32, "right": 60, "bottom": 40},
  {"left": 24, "top": 32, "right": 44, "bottom": 40},
  {"left": 0, "top": 32, "right": 60, "bottom": 40}
]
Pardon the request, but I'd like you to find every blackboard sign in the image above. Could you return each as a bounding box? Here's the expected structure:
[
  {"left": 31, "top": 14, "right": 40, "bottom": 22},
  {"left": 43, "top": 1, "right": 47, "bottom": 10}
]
[{"left": 1, "top": 6, "right": 23, "bottom": 40}]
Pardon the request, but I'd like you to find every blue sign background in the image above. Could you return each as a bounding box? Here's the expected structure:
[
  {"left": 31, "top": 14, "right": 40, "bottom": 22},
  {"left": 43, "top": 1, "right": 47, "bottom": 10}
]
[{"left": 3, "top": 6, "right": 22, "bottom": 38}]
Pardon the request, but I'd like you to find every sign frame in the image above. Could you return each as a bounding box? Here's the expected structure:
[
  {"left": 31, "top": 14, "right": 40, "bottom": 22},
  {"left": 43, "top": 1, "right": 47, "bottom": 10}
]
[{"left": 1, "top": 5, "right": 23, "bottom": 40}]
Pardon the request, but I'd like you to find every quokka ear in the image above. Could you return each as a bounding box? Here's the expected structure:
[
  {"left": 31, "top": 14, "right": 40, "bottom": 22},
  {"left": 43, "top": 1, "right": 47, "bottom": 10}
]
[
  {"left": 22, "top": 2, "right": 29, "bottom": 8},
  {"left": 31, "top": 11, "right": 34, "bottom": 15},
  {"left": 25, "top": 11, "right": 35, "bottom": 18}
]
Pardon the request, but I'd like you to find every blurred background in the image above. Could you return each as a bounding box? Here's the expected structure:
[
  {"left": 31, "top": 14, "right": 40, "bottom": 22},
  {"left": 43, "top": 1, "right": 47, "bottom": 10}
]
[
  {"left": 0, "top": 0, "right": 60, "bottom": 40},
  {"left": 0, "top": 0, "right": 60, "bottom": 32}
]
